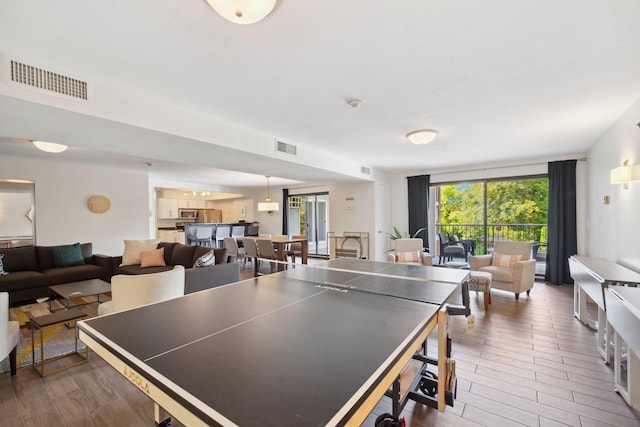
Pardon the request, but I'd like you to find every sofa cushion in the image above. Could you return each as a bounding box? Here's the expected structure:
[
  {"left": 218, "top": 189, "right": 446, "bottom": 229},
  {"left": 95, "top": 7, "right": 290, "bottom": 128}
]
[
  {"left": 171, "top": 244, "right": 197, "bottom": 267},
  {"left": 121, "top": 239, "right": 160, "bottom": 266},
  {"left": 158, "top": 242, "right": 176, "bottom": 265},
  {"left": 140, "top": 247, "right": 166, "bottom": 268},
  {"left": 0, "top": 246, "right": 38, "bottom": 272},
  {"left": 479, "top": 265, "right": 513, "bottom": 283},
  {"left": 42, "top": 264, "right": 106, "bottom": 286},
  {"left": 115, "top": 264, "right": 174, "bottom": 276},
  {"left": 0, "top": 270, "right": 47, "bottom": 292},
  {"left": 51, "top": 243, "right": 86, "bottom": 267}
]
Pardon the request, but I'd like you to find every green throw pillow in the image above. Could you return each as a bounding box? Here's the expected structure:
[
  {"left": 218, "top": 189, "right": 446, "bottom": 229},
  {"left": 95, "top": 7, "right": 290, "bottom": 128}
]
[{"left": 51, "top": 243, "right": 86, "bottom": 268}]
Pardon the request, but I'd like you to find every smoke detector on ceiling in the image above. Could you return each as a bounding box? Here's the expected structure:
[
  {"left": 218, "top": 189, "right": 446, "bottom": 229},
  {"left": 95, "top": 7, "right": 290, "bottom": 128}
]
[{"left": 347, "top": 99, "right": 361, "bottom": 108}]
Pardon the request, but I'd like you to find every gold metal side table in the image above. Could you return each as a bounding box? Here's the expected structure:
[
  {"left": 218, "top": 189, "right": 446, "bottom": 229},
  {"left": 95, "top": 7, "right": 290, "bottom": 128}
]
[{"left": 28, "top": 308, "right": 89, "bottom": 377}]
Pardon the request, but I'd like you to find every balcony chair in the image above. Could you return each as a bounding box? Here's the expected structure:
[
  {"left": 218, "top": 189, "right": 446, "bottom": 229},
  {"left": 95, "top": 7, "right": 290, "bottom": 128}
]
[
  {"left": 468, "top": 241, "right": 536, "bottom": 300},
  {"left": 387, "top": 238, "right": 432, "bottom": 266},
  {"left": 98, "top": 266, "right": 185, "bottom": 315},
  {"left": 438, "top": 232, "right": 465, "bottom": 264},
  {"left": 1, "top": 292, "right": 20, "bottom": 375}
]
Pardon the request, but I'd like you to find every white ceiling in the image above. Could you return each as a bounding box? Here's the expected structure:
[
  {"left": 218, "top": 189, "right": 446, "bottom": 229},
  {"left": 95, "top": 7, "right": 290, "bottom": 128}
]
[{"left": 0, "top": 1, "right": 639, "bottom": 188}]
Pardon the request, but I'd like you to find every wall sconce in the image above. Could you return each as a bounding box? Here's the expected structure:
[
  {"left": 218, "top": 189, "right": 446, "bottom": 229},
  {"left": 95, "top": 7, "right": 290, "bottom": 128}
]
[
  {"left": 610, "top": 160, "right": 640, "bottom": 189},
  {"left": 257, "top": 176, "right": 279, "bottom": 214}
]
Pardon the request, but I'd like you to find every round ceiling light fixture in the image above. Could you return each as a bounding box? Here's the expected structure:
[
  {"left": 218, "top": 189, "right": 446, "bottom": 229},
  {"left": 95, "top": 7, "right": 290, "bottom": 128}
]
[
  {"left": 32, "top": 140, "right": 69, "bottom": 153},
  {"left": 406, "top": 129, "right": 438, "bottom": 145},
  {"left": 205, "top": 0, "right": 278, "bottom": 25}
]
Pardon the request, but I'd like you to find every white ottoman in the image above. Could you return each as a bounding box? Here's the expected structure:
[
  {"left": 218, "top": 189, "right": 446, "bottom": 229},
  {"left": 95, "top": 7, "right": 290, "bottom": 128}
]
[{"left": 469, "top": 271, "right": 492, "bottom": 310}]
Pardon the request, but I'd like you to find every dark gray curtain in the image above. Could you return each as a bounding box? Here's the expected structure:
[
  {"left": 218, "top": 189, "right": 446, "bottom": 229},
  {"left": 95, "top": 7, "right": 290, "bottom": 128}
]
[
  {"left": 407, "top": 175, "right": 429, "bottom": 250},
  {"left": 545, "top": 160, "right": 577, "bottom": 285},
  {"left": 282, "top": 189, "right": 289, "bottom": 235}
]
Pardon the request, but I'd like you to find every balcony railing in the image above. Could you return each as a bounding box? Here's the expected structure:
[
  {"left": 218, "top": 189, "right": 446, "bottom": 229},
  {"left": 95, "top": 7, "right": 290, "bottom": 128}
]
[{"left": 436, "top": 223, "right": 547, "bottom": 261}]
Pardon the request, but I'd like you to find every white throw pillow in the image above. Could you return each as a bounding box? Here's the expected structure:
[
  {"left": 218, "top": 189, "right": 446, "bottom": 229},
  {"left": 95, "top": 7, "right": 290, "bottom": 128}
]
[
  {"left": 194, "top": 250, "right": 216, "bottom": 268},
  {"left": 120, "top": 239, "right": 161, "bottom": 266}
]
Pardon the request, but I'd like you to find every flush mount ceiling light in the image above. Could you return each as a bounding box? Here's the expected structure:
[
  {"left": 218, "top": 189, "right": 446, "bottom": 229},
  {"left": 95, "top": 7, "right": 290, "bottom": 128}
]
[
  {"left": 407, "top": 129, "right": 438, "bottom": 145},
  {"left": 32, "top": 140, "right": 68, "bottom": 153},
  {"left": 257, "top": 176, "right": 280, "bottom": 213},
  {"left": 205, "top": 0, "right": 278, "bottom": 25}
]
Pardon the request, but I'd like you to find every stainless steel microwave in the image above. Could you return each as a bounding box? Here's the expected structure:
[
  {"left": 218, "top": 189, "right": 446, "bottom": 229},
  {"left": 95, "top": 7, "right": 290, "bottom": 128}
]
[{"left": 179, "top": 209, "right": 198, "bottom": 219}]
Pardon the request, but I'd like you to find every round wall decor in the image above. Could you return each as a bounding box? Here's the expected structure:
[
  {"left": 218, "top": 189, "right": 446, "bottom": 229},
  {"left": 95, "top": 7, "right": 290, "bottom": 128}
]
[{"left": 87, "top": 195, "right": 111, "bottom": 213}]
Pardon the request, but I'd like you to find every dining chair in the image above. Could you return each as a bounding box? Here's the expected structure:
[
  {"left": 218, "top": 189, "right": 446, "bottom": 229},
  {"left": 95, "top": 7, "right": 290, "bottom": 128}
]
[
  {"left": 243, "top": 238, "right": 258, "bottom": 274},
  {"left": 256, "top": 238, "right": 278, "bottom": 273},
  {"left": 215, "top": 226, "right": 231, "bottom": 248},
  {"left": 223, "top": 237, "right": 245, "bottom": 266},
  {"left": 1, "top": 292, "right": 20, "bottom": 375},
  {"left": 287, "top": 235, "right": 306, "bottom": 264}
]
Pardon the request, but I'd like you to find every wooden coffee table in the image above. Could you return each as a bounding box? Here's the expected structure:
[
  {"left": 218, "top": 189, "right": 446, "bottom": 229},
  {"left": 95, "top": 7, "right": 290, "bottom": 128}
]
[{"left": 48, "top": 278, "right": 111, "bottom": 312}]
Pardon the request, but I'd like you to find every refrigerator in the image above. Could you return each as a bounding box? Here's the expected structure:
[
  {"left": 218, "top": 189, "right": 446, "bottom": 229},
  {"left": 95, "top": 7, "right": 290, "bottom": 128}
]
[{"left": 197, "top": 209, "right": 222, "bottom": 223}]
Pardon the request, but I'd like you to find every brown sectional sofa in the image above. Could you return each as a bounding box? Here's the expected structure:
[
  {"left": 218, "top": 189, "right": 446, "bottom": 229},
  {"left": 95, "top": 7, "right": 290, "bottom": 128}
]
[
  {"left": 0, "top": 243, "right": 110, "bottom": 305},
  {"left": 112, "top": 242, "right": 240, "bottom": 295}
]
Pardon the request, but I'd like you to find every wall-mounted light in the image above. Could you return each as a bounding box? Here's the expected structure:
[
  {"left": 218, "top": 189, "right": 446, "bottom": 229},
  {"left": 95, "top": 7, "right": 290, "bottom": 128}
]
[
  {"left": 32, "top": 140, "right": 68, "bottom": 153},
  {"left": 257, "top": 176, "right": 279, "bottom": 214},
  {"left": 610, "top": 160, "right": 640, "bottom": 189}
]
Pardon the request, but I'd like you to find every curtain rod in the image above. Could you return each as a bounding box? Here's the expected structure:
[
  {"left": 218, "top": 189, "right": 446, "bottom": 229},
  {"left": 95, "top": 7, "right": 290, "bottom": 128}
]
[{"left": 425, "top": 157, "right": 586, "bottom": 177}]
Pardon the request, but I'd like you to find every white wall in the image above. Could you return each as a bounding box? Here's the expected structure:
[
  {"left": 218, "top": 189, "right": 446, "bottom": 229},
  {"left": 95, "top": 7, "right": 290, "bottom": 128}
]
[
  {"left": 586, "top": 97, "right": 640, "bottom": 271},
  {"left": 328, "top": 182, "right": 376, "bottom": 259},
  {"left": 0, "top": 155, "right": 150, "bottom": 255}
]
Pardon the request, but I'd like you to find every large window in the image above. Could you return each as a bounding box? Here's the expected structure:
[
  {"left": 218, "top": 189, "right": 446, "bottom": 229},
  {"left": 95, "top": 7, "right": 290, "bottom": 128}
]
[{"left": 436, "top": 176, "right": 548, "bottom": 260}]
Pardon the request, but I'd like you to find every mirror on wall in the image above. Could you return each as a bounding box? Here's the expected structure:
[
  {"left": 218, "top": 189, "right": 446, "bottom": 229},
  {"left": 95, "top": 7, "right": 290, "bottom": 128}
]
[{"left": 0, "top": 180, "right": 35, "bottom": 248}]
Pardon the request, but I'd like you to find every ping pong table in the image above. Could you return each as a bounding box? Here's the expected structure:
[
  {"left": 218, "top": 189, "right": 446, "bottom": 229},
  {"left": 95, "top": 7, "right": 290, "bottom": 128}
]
[{"left": 78, "top": 258, "right": 468, "bottom": 426}]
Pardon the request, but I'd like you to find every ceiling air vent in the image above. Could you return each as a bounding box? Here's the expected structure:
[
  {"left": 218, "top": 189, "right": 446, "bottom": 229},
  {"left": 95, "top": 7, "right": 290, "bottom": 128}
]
[
  {"left": 7, "top": 58, "right": 89, "bottom": 101},
  {"left": 361, "top": 166, "right": 371, "bottom": 175},
  {"left": 276, "top": 140, "right": 297, "bottom": 156}
]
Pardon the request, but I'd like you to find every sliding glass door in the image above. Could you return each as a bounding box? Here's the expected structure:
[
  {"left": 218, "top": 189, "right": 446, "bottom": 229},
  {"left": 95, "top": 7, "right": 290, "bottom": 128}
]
[{"left": 287, "top": 193, "right": 329, "bottom": 257}]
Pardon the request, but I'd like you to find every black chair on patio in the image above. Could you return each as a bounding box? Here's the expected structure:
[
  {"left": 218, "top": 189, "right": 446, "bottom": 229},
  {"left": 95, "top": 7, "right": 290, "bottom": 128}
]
[{"left": 438, "top": 232, "right": 466, "bottom": 264}]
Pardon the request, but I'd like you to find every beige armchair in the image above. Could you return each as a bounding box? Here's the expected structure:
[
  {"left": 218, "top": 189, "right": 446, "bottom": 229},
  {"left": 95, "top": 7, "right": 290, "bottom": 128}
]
[
  {"left": 387, "top": 238, "right": 432, "bottom": 266},
  {"left": 469, "top": 241, "right": 536, "bottom": 300},
  {"left": 98, "top": 265, "right": 185, "bottom": 315},
  {"left": 1, "top": 292, "right": 20, "bottom": 375}
]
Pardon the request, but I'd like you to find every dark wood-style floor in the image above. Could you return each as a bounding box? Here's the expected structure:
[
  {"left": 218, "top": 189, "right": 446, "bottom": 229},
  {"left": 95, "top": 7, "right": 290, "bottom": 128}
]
[{"left": 2, "top": 260, "right": 639, "bottom": 427}]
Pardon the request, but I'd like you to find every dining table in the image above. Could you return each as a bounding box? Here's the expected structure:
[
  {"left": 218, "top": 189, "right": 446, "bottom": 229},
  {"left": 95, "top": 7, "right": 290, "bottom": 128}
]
[{"left": 271, "top": 235, "right": 308, "bottom": 270}]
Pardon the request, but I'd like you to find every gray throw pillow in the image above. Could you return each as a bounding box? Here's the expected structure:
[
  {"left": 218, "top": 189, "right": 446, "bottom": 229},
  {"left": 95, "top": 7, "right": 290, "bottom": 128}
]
[
  {"left": 193, "top": 250, "right": 215, "bottom": 268},
  {"left": 0, "top": 253, "right": 7, "bottom": 275}
]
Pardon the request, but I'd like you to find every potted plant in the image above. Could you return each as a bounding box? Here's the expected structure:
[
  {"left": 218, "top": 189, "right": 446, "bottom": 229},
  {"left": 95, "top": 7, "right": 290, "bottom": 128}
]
[{"left": 387, "top": 227, "right": 428, "bottom": 252}]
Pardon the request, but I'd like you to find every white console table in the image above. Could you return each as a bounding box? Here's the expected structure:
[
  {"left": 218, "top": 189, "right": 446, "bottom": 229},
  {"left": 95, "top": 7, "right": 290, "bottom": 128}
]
[{"left": 569, "top": 256, "right": 640, "bottom": 409}]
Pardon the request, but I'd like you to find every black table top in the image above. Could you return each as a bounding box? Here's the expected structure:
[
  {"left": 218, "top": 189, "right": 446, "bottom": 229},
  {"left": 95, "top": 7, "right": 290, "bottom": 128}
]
[{"left": 79, "top": 260, "right": 461, "bottom": 426}]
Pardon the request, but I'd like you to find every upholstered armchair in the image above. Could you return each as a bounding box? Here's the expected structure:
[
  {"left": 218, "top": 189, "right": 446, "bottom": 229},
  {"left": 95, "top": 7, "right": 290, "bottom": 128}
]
[
  {"left": 469, "top": 241, "right": 536, "bottom": 299},
  {"left": 98, "top": 265, "right": 185, "bottom": 315},
  {"left": 387, "top": 238, "right": 432, "bottom": 266},
  {"left": 1, "top": 292, "right": 20, "bottom": 375}
]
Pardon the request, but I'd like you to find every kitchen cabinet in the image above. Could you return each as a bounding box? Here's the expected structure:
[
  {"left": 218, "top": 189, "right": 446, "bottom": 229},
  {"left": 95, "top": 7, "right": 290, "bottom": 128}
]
[
  {"left": 179, "top": 200, "right": 206, "bottom": 209},
  {"left": 157, "top": 230, "right": 187, "bottom": 244},
  {"left": 158, "top": 198, "right": 179, "bottom": 218}
]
